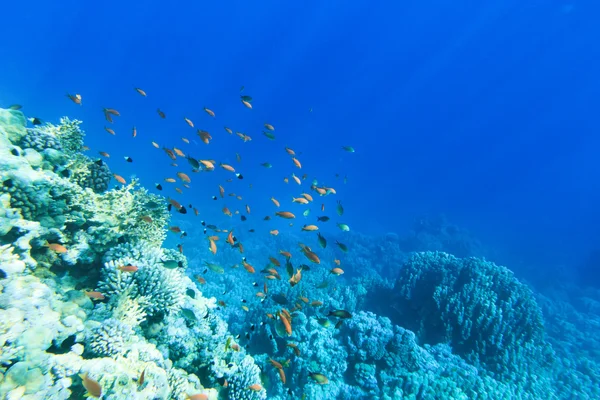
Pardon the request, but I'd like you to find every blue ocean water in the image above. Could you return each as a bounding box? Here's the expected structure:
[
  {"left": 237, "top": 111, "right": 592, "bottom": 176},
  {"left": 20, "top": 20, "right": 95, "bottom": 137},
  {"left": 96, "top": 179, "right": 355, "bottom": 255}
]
[{"left": 1, "top": 0, "right": 599, "bottom": 398}]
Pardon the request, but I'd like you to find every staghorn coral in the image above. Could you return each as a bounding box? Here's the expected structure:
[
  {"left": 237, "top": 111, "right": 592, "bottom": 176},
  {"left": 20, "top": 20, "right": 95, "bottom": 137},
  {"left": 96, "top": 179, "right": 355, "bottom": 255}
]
[{"left": 66, "top": 181, "right": 169, "bottom": 255}]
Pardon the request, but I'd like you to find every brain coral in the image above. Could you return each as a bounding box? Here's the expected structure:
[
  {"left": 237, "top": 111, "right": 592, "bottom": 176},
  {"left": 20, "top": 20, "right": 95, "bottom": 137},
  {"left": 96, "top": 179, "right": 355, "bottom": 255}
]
[{"left": 392, "top": 251, "right": 549, "bottom": 381}]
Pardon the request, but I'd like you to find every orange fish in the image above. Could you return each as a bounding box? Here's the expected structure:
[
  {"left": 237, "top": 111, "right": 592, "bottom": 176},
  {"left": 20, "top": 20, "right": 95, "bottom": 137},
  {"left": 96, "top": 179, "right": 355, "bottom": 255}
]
[
  {"left": 311, "top": 300, "right": 323, "bottom": 307},
  {"left": 241, "top": 100, "right": 252, "bottom": 109},
  {"left": 99, "top": 151, "right": 110, "bottom": 158},
  {"left": 245, "top": 204, "right": 251, "bottom": 214},
  {"left": 182, "top": 137, "right": 190, "bottom": 144},
  {"left": 173, "top": 147, "right": 185, "bottom": 157},
  {"left": 79, "top": 373, "right": 102, "bottom": 398},
  {"left": 67, "top": 93, "right": 82, "bottom": 105},
  {"left": 118, "top": 265, "right": 138, "bottom": 272},
  {"left": 287, "top": 343, "right": 301, "bottom": 356},
  {"left": 247, "top": 384, "right": 262, "bottom": 392},
  {"left": 271, "top": 197, "right": 280, "bottom": 207},
  {"left": 140, "top": 215, "right": 153, "bottom": 223},
  {"left": 269, "top": 256, "right": 280, "bottom": 266},
  {"left": 292, "top": 157, "right": 301, "bottom": 168},
  {"left": 132, "top": 126, "right": 137, "bottom": 137},
  {"left": 104, "top": 108, "right": 120, "bottom": 116},
  {"left": 280, "top": 250, "right": 292, "bottom": 258},
  {"left": 293, "top": 197, "right": 309, "bottom": 204},
  {"left": 303, "top": 249, "right": 320, "bottom": 264},
  {"left": 113, "top": 174, "right": 126, "bottom": 184},
  {"left": 269, "top": 358, "right": 283, "bottom": 369},
  {"left": 270, "top": 230, "right": 279, "bottom": 236},
  {"left": 104, "top": 127, "right": 115, "bottom": 135},
  {"left": 285, "top": 147, "right": 295, "bottom": 155},
  {"left": 264, "top": 123, "right": 275, "bottom": 131},
  {"left": 198, "top": 130, "right": 212, "bottom": 144},
  {"left": 139, "top": 368, "right": 146, "bottom": 387},
  {"left": 227, "top": 231, "right": 235, "bottom": 246},
  {"left": 278, "top": 311, "right": 292, "bottom": 335},
  {"left": 168, "top": 198, "right": 183, "bottom": 209},
  {"left": 289, "top": 269, "right": 302, "bottom": 287},
  {"left": 301, "top": 225, "right": 318, "bottom": 231},
  {"left": 321, "top": 203, "right": 325, "bottom": 211},
  {"left": 204, "top": 107, "right": 215, "bottom": 117},
  {"left": 242, "top": 259, "right": 255, "bottom": 273},
  {"left": 222, "top": 207, "right": 232, "bottom": 217},
  {"left": 275, "top": 211, "right": 295, "bottom": 219},
  {"left": 209, "top": 238, "right": 217, "bottom": 254},
  {"left": 177, "top": 172, "right": 191, "bottom": 183},
  {"left": 291, "top": 174, "right": 301, "bottom": 185},
  {"left": 200, "top": 160, "right": 215, "bottom": 170},
  {"left": 301, "top": 193, "right": 313, "bottom": 202},
  {"left": 163, "top": 148, "right": 177, "bottom": 160},
  {"left": 152, "top": 141, "right": 160, "bottom": 148},
  {"left": 47, "top": 243, "right": 67, "bottom": 253},
  {"left": 283, "top": 177, "right": 289, "bottom": 184},
  {"left": 220, "top": 163, "right": 235, "bottom": 172},
  {"left": 314, "top": 186, "right": 327, "bottom": 195},
  {"left": 164, "top": 178, "right": 176, "bottom": 183},
  {"left": 186, "top": 394, "right": 208, "bottom": 400},
  {"left": 331, "top": 267, "right": 344, "bottom": 275},
  {"left": 184, "top": 117, "right": 194, "bottom": 127},
  {"left": 225, "top": 127, "right": 233, "bottom": 134},
  {"left": 135, "top": 87, "right": 147, "bottom": 96},
  {"left": 195, "top": 275, "right": 206, "bottom": 284},
  {"left": 334, "top": 259, "right": 341, "bottom": 266},
  {"left": 85, "top": 291, "right": 105, "bottom": 300}
]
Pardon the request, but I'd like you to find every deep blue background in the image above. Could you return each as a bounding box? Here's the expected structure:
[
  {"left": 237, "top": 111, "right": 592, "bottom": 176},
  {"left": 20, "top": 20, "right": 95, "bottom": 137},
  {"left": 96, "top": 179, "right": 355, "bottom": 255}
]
[{"left": 1, "top": 0, "right": 598, "bottom": 279}]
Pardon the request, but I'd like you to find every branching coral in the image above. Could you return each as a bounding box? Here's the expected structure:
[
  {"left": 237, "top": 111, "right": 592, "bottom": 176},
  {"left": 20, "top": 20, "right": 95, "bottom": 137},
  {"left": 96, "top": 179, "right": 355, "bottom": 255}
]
[
  {"left": 99, "top": 253, "right": 185, "bottom": 317},
  {"left": 86, "top": 318, "right": 134, "bottom": 357},
  {"left": 226, "top": 355, "right": 266, "bottom": 400}
]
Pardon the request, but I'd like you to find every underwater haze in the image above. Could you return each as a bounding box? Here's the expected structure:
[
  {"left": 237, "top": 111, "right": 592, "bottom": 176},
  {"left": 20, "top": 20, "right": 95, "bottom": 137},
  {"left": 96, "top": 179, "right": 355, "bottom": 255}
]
[{"left": 0, "top": 0, "right": 599, "bottom": 399}]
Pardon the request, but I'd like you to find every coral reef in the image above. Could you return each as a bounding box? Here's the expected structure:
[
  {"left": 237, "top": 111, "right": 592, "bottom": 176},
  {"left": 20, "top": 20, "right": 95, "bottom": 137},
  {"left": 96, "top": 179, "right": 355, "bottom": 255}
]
[
  {"left": 0, "top": 109, "right": 260, "bottom": 399},
  {"left": 2, "top": 105, "right": 599, "bottom": 400}
]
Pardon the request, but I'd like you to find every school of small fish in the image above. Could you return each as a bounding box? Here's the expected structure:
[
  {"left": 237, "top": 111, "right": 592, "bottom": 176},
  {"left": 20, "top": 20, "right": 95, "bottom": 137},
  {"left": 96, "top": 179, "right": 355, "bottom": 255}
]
[{"left": 17, "top": 85, "right": 359, "bottom": 396}]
